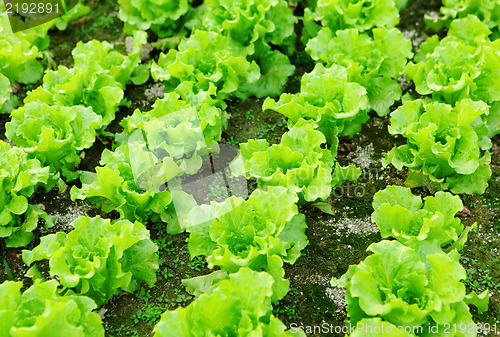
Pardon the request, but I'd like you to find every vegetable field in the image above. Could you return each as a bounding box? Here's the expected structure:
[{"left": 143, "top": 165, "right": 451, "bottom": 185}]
[{"left": 0, "top": 0, "right": 499, "bottom": 336}]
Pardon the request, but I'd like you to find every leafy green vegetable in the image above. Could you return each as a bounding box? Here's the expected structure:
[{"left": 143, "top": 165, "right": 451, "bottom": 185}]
[
  {"left": 232, "top": 119, "right": 334, "bottom": 202},
  {"left": 71, "top": 92, "right": 225, "bottom": 233},
  {"left": 236, "top": 46, "right": 296, "bottom": 99},
  {"left": 25, "top": 36, "right": 145, "bottom": 126},
  {"left": 0, "top": 279, "right": 104, "bottom": 336},
  {"left": 232, "top": 119, "right": 359, "bottom": 202},
  {"left": 25, "top": 65, "right": 123, "bottom": 127},
  {"left": 6, "top": 102, "right": 102, "bottom": 182},
  {"left": 263, "top": 63, "right": 370, "bottom": 137},
  {"left": 8, "top": 38, "right": 146, "bottom": 184},
  {"left": 424, "top": 0, "right": 500, "bottom": 35},
  {"left": 407, "top": 17, "right": 499, "bottom": 105},
  {"left": 23, "top": 216, "right": 159, "bottom": 306},
  {"left": 0, "top": 11, "right": 52, "bottom": 113},
  {"left": 184, "top": 187, "right": 308, "bottom": 301},
  {"left": 192, "top": 0, "right": 297, "bottom": 52},
  {"left": 385, "top": 99, "right": 492, "bottom": 194},
  {"left": 306, "top": 27, "right": 413, "bottom": 116},
  {"left": 304, "top": 0, "right": 400, "bottom": 39},
  {"left": 153, "top": 268, "right": 305, "bottom": 336},
  {"left": 372, "top": 186, "right": 474, "bottom": 249},
  {"left": 0, "top": 140, "right": 54, "bottom": 247},
  {"left": 152, "top": 30, "right": 258, "bottom": 99},
  {"left": 118, "top": 0, "right": 194, "bottom": 37},
  {"left": 152, "top": 29, "right": 294, "bottom": 100},
  {"left": 407, "top": 16, "right": 499, "bottom": 137},
  {"left": 0, "top": 22, "right": 44, "bottom": 84},
  {"left": 119, "top": 91, "right": 228, "bottom": 162},
  {"left": 331, "top": 240, "right": 489, "bottom": 331},
  {"left": 54, "top": 1, "right": 91, "bottom": 31},
  {"left": 71, "top": 38, "right": 142, "bottom": 89}
]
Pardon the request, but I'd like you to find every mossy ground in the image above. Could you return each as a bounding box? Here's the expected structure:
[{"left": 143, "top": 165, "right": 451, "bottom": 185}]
[{"left": 0, "top": 0, "right": 499, "bottom": 336}]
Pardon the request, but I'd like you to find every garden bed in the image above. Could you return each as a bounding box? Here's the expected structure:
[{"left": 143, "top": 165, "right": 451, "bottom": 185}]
[{"left": 0, "top": 0, "right": 499, "bottom": 336}]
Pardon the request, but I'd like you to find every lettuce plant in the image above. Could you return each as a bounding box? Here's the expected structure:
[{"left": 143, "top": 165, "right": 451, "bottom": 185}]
[
  {"left": 152, "top": 30, "right": 259, "bottom": 99},
  {"left": 372, "top": 186, "right": 474, "bottom": 250},
  {"left": 118, "top": 0, "right": 194, "bottom": 37},
  {"left": 303, "top": 0, "right": 400, "bottom": 39},
  {"left": 184, "top": 187, "right": 308, "bottom": 301},
  {"left": 0, "top": 13, "right": 52, "bottom": 114},
  {"left": 306, "top": 27, "right": 413, "bottom": 116},
  {"left": 407, "top": 16, "right": 499, "bottom": 137},
  {"left": 23, "top": 216, "right": 159, "bottom": 306},
  {"left": 0, "top": 72, "right": 13, "bottom": 114},
  {"left": 0, "top": 3, "right": 54, "bottom": 92},
  {"left": 71, "top": 93, "right": 224, "bottom": 233},
  {"left": 385, "top": 99, "right": 492, "bottom": 194},
  {"left": 153, "top": 268, "right": 305, "bottom": 336},
  {"left": 188, "top": 0, "right": 297, "bottom": 98},
  {"left": 331, "top": 240, "right": 489, "bottom": 332},
  {"left": 119, "top": 91, "right": 228, "bottom": 160},
  {"left": 0, "top": 279, "right": 104, "bottom": 336},
  {"left": 232, "top": 119, "right": 359, "bottom": 202},
  {"left": 25, "top": 36, "right": 145, "bottom": 126},
  {"left": 0, "top": 24, "right": 44, "bottom": 85},
  {"left": 25, "top": 66, "right": 123, "bottom": 127},
  {"left": 234, "top": 119, "right": 334, "bottom": 202},
  {"left": 407, "top": 17, "right": 499, "bottom": 106},
  {"left": 425, "top": 0, "right": 500, "bottom": 35},
  {"left": 0, "top": 141, "right": 54, "bottom": 247},
  {"left": 6, "top": 102, "right": 102, "bottom": 182},
  {"left": 263, "top": 63, "right": 370, "bottom": 138},
  {"left": 8, "top": 37, "right": 145, "bottom": 184},
  {"left": 72, "top": 164, "right": 178, "bottom": 232},
  {"left": 71, "top": 38, "right": 143, "bottom": 89},
  {"left": 151, "top": 29, "right": 295, "bottom": 100},
  {"left": 192, "top": 0, "right": 297, "bottom": 51}
]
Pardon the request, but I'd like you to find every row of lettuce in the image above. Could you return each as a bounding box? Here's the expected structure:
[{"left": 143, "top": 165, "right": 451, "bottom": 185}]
[
  {"left": 0, "top": 0, "right": 499, "bottom": 336},
  {"left": 1, "top": 0, "right": 307, "bottom": 335},
  {"left": 300, "top": 1, "right": 498, "bottom": 336}
]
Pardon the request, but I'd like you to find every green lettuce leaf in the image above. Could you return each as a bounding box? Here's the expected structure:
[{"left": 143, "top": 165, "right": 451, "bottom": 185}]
[
  {"left": 22, "top": 216, "right": 159, "bottom": 306},
  {"left": 153, "top": 268, "right": 304, "bottom": 336},
  {"left": 424, "top": 1, "right": 500, "bottom": 36},
  {"left": 6, "top": 102, "right": 102, "bottom": 182},
  {"left": 304, "top": 0, "right": 400, "bottom": 39},
  {"left": 0, "top": 141, "right": 53, "bottom": 247},
  {"left": 71, "top": 92, "right": 225, "bottom": 232},
  {"left": 185, "top": 187, "right": 308, "bottom": 301},
  {"left": 118, "top": 0, "right": 194, "bottom": 37},
  {"left": 407, "top": 18, "right": 499, "bottom": 107},
  {"left": 236, "top": 119, "right": 337, "bottom": 202},
  {"left": 0, "top": 279, "right": 104, "bottom": 336},
  {"left": 306, "top": 27, "right": 413, "bottom": 116},
  {"left": 263, "top": 63, "right": 369, "bottom": 138},
  {"left": 385, "top": 99, "right": 492, "bottom": 194},
  {"left": 191, "top": 0, "right": 297, "bottom": 51},
  {"left": 332, "top": 240, "right": 480, "bottom": 330}
]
